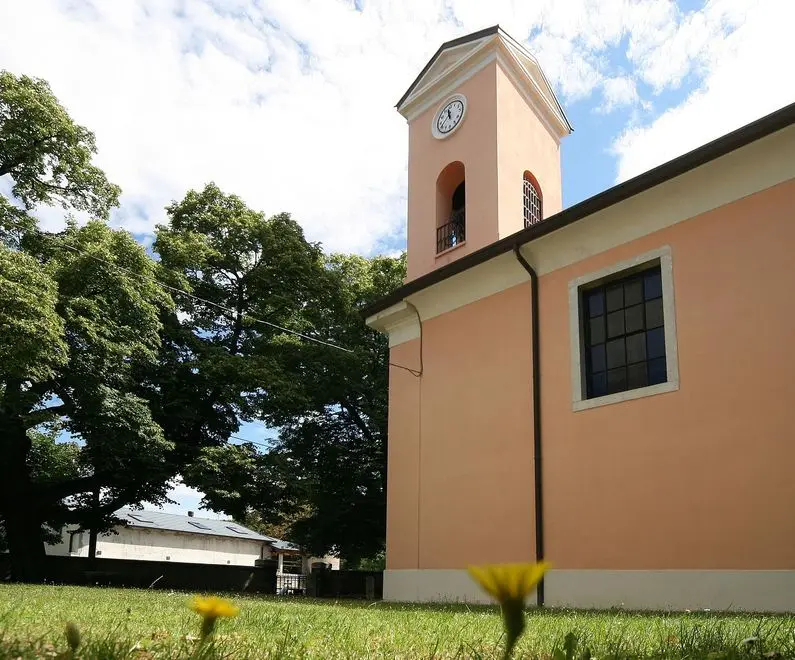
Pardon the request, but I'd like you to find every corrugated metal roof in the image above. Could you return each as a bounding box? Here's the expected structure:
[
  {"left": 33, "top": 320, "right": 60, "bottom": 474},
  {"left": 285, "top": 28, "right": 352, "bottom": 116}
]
[
  {"left": 117, "top": 508, "right": 278, "bottom": 543},
  {"left": 270, "top": 539, "right": 300, "bottom": 552}
]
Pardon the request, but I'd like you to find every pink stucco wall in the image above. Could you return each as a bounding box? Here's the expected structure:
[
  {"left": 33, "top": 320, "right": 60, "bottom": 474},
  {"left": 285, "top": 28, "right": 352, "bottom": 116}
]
[
  {"left": 387, "top": 284, "right": 535, "bottom": 569},
  {"left": 542, "top": 177, "right": 795, "bottom": 570},
  {"left": 406, "top": 64, "right": 499, "bottom": 282},
  {"left": 387, "top": 178, "right": 795, "bottom": 572},
  {"left": 495, "top": 64, "right": 562, "bottom": 236},
  {"left": 405, "top": 60, "right": 564, "bottom": 282}
]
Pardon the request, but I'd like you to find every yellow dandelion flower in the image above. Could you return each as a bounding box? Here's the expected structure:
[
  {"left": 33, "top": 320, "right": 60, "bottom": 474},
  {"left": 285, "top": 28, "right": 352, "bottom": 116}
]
[
  {"left": 189, "top": 596, "right": 240, "bottom": 619},
  {"left": 65, "top": 621, "right": 81, "bottom": 651},
  {"left": 189, "top": 596, "right": 239, "bottom": 641},
  {"left": 467, "top": 561, "right": 550, "bottom": 659}
]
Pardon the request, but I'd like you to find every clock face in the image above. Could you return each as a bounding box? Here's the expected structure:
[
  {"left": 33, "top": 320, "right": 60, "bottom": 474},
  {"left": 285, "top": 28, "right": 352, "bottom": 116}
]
[{"left": 433, "top": 95, "right": 466, "bottom": 138}]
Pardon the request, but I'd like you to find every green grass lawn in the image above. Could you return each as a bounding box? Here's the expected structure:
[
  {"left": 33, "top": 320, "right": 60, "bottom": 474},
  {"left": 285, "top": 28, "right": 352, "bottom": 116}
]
[{"left": 1, "top": 584, "right": 794, "bottom": 659}]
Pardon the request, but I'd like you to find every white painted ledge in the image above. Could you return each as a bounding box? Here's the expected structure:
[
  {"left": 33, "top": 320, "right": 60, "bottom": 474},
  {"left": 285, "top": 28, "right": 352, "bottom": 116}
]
[{"left": 384, "top": 569, "right": 795, "bottom": 612}]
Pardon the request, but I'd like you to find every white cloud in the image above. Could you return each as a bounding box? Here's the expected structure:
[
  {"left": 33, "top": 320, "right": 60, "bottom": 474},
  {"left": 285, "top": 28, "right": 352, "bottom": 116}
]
[
  {"left": 143, "top": 477, "right": 228, "bottom": 520},
  {"left": 0, "top": 1, "right": 791, "bottom": 254},
  {"left": 614, "top": 1, "right": 795, "bottom": 182},
  {"left": 600, "top": 76, "right": 641, "bottom": 112}
]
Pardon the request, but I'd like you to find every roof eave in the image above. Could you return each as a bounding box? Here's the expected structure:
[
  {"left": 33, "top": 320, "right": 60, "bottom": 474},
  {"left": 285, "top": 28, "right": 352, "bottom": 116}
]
[
  {"left": 395, "top": 25, "right": 501, "bottom": 110},
  {"left": 496, "top": 28, "right": 573, "bottom": 134}
]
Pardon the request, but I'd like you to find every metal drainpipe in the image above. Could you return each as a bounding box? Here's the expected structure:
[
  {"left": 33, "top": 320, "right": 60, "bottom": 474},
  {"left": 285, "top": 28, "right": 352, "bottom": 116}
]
[{"left": 512, "top": 244, "right": 545, "bottom": 608}]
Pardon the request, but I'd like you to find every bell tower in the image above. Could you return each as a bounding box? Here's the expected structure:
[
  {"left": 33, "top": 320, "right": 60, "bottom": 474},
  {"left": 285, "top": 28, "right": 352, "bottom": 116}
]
[{"left": 398, "top": 26, "right": 572, "bottom": 282}]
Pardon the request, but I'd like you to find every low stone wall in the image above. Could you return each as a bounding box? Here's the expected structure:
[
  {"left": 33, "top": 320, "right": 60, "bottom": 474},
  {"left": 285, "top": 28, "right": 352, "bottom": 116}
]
[
  {"left": 0, "top": 554, "right": 277, "bottom": 594},
  {"left": 309, "top": 569, "right": 383, "bottom": 599}
]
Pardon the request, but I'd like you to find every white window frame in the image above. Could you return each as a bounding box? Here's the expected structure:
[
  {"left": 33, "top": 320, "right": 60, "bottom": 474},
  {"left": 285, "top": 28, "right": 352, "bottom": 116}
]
[{"left": 568, "top": 245, "right": 680, "bottom": 412}]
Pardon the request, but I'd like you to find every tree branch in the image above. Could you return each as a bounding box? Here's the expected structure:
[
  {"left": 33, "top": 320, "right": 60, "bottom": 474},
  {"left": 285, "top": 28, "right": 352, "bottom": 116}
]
[
  {"left": 23, "top": 403, "right": 70, "bottom": 428},
  {"left": 34, "top": 474, "right": 102, "bottom": 503},
  {"left": 0, "top": 133, "right": 63, "bottom": 176},
  {"left": 55, "top": 491, "right": 137, "bottom": 526},
  {"left": 33, "top": 179, "right": 77, "bottom": 195},
  {"left": 340, "top": 398, "right": 374, "bottom": 443}
]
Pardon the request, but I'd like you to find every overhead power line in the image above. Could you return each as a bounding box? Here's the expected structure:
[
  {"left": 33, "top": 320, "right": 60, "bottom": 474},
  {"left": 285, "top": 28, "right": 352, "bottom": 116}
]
[
  {"left": 12, "top": 223, "right": 422, "bottom": 381},
  {"left": 53, "top": 239, "right": 354, "bottom": 353},
  {"left": 47, "top": 231, "right": 423, "bottom": 377}
]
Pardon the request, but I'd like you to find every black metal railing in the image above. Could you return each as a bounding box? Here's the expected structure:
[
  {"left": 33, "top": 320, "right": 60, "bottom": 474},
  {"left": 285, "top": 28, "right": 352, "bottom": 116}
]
[
  {"left": 277, "top": 573, "right": 306, "bottom": 595},
  {"left": 436, "top": 209, "right": 466, "bottom": 254}
]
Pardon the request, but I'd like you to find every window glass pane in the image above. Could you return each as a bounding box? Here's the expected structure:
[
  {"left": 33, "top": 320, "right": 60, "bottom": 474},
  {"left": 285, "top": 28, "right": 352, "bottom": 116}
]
[
  {"left": 628, "top": 362, "right": 648, "bottom": 389},
  {"left": 626, "top": 332, "right": 646, "bottom": 364},
  {"left": 645, "top": 298, "right": 664, "bottom": 329},
  {"left": 606, "top": 283, "right": 623, "bottom": 312},
  {"left": 589, "top": 344, "right": 606, "bottom": 373},
  {"left": 606, "top": 311, "right": 624, "bottom": 338},
  {"left": 607, "top": 367, "right": 627, "bottom": 394},
  {"left": 648, "top": 357, "right": 667, "bottom": 384},
  {"left": 606, "top": 338, "right": 625, "bottom": 369},
  {"left": 644, "top": 269, "right": 663, "bottom": 300},
  {"left": 587, "top": 290, "right": 604, "bottom": 317},
  {"left": 590, "top": 372, "right": 607, "bottom": 398},
  {"left": 581, "top": 262, "right": 671, "bottom": 402},
  {"left": 647, "top": 326, "right": 666, "bottom": 359},
  {"left": 589, "top": 316, "right": 605, "bottom": 345},
  {"left": 625, "top": 304, "right": 644, "bottom": 334},
  {"left": 624, "top": 278, "right": 643, "bottom": 306}
]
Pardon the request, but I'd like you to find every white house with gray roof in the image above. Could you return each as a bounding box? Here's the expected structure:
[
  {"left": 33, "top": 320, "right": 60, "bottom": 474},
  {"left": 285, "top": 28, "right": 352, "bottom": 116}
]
[{"left": 47, "top": 509, "right": 340, "bottom": 573}]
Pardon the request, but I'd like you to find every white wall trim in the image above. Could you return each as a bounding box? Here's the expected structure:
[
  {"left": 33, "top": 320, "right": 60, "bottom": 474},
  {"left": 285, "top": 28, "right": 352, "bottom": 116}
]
[
  {"left": 568, "top": 246, "right": 679, "bottom": 411},
  {"left": 387, "top": 315, "right": 421, "bottom": 347},
  {"left": 365, "top": 300, "right": 421, "bottom": 348},
  {"left": 370, "top": 123, "right": 795, "bottom": 347},
  {"left": 399, "top": 36, "right": 495, "bottom": 117},
  {"left": 384, "top": 569, "right": 504, "bottom": 604},
  {"left": 495, "top": 48, "right": 568, "bottom": 141},
  {"left": 545, "top": 570, "right": 795, "bottom": 613},
  {"left": 402, "top": 51, "right": 497, "bottom": 123},
  {"left": 384, "top": 568, "right": 795, "bottom": 612}
]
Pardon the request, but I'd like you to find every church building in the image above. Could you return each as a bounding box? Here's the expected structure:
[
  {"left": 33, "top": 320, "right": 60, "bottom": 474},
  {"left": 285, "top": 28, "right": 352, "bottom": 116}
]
[{"left": 364, "top": 25, "right": 795, "bottom": 611}]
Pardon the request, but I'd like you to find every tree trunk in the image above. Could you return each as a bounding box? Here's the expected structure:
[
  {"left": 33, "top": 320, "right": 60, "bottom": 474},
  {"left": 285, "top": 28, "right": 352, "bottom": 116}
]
[
  {"left": 2, "top": 506, "right": 46, "bottom": 582},
  {"left": 0, "top": 411, "right": 47, "bottom": 582},
  {"left": 87, "top": 488, "right": 99, "bottom": 561}
]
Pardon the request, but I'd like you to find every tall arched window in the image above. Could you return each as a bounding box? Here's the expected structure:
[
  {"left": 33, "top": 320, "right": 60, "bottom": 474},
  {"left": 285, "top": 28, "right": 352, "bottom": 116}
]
[
  {"left": 436, "top": 161, "right": 466, "bottom": 253},
  {"left": 523, "top": 171, "right": 543, "bottom": 228}
]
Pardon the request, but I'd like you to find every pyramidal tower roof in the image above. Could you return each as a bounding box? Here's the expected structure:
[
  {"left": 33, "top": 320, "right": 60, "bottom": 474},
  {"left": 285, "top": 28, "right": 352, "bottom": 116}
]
[{"left": 397, "top": 25, "right": 572, "bottom": 139}]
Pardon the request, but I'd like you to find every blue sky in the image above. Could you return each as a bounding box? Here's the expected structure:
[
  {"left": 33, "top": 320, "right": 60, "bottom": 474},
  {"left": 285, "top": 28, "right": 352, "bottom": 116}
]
[{"left": 2, "top": 0, "right": 793, "bottom": 516}]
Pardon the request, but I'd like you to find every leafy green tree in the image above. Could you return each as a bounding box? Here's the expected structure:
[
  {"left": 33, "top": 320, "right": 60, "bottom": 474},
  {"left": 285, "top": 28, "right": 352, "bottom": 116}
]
[
  {"left": 0, "top": 68, "right": 405, "bottom": 577},
  {"left": 0, "top": 71, "right": 120, "bottom": 218},
  {"left": 151, "top": 184, "right": 405, "bottom": 564},
  {"left": 184, "top": 250, "right": 404, "bottom": 563},
  {"left": 143, "top": 183, "right": 329, "bottom": 459},
  {"left": 259, "top": 254, "right": 405, "bottom": 564},
  {"left": 0, "top": 220, "right": 174, "bottom": 579}
]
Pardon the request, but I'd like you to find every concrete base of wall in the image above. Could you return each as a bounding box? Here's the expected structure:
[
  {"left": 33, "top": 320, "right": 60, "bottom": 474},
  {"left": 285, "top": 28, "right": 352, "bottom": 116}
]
[
  {"left": 384, "top": 569, "right": 496, "bottom": 604},
  {"left": 384, "top": 569, "right": 795, "bottom": 612},
  {"left": 546, "top": 570, "right": 795, "bottom": 612}
]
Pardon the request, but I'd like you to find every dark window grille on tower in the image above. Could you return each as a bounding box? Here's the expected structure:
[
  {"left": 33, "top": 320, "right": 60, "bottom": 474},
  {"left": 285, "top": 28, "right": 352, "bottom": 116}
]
[{"left": 523, "top": 176, "right": 542, "bottom": 228}]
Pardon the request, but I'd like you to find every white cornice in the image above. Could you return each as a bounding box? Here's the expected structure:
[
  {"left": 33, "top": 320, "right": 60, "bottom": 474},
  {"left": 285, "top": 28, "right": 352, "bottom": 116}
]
[
  {"left": 365, "top": 300, "right": 420, "bottom": 347},
  {"left": 399, "top": 37, "right": 497, "bottom": 122},
  {"left": 398, "top": 32, "right": 571, "bottom": 139},
  {"left": 499, "top": 41, "right": 571, "bottom": 139}
]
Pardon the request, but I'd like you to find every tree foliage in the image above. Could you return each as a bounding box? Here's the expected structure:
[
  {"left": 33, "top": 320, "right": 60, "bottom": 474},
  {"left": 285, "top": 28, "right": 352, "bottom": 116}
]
[
  {"left": 260, "top": 254, "right": 404, "bottom": 562},
  {"left": 0, "top": 221, "right": 175, "bottom": 578},
  {"left": 0, "top": 69, "right": 405, "bottom": 576},
  {"left": 153, "top": 184, "right": 405, "bottom": 563},
  {"left": 0, "top": 71, "right": 120, "bottom": 218}
]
